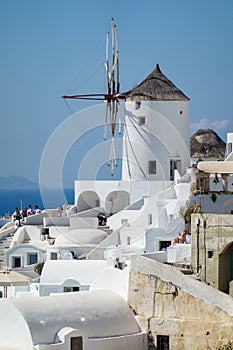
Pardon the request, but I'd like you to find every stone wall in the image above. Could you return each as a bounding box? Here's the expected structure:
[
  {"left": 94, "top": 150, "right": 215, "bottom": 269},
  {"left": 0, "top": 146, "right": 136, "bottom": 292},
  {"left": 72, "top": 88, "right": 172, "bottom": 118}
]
[
  {"left": 191, "top": 214, "right": 233, "bottom": 293},
  {"left": 127, "top": 255, "right": 233, "bottom": 349}
]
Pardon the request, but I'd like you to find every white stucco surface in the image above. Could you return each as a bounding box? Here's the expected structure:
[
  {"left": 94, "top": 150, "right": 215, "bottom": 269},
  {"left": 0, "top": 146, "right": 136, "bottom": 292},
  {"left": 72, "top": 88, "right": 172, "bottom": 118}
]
[
  {"left": 90, "top": 265, "right": 130, "bottom": 299},
  {"left": 122, "top": 100, "right": 190, "bottom": 181},
  {"left": 40, "top": 260, "right": 108, "bottom": 284},
  {"left": 0, "top": 300, "right": 33, "bottom": 349},
  {"left": 1, "top": 290, "right": 141, "bottom": 348},
  {"left": 197, "top": 161, "right": 233, "bottom": 173},
  {"left": 54, "top": 228, "right": 107, "bottom": 246}
]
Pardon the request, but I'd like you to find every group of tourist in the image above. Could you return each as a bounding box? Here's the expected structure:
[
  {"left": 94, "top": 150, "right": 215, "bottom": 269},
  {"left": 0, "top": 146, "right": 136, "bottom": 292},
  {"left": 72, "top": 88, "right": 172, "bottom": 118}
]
[
  {"left": 57, "top": 203, "right": 70, "bottom": 217},
  {"left": 13, "top": 204, "right": 41, "bottom": 228}
]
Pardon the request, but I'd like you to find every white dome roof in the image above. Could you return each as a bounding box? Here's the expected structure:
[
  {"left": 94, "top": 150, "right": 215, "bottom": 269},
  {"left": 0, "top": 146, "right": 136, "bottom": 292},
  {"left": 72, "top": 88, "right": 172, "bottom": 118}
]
[
  {"left": 1, "top": 290, "right": 141, "bottom": 347},
  {"left": 40, "top": 260, "right": 108, "bottom": 284}
]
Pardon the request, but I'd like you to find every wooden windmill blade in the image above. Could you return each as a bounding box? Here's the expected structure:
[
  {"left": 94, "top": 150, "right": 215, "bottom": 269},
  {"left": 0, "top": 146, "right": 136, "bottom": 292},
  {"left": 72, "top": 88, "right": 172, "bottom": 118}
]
[
  {"left": 62, "top": 18, "right": 124, "bottom": 175},
  {"left": 62, "top": 93, "right": 106, "bottom": 100}
]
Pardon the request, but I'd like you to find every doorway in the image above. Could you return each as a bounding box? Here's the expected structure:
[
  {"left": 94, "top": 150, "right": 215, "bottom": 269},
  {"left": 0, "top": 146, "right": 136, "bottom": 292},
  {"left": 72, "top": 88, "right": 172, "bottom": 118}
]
[
  {"left": 70, "top": 336, "right": 83, "bottom": 350},
  {"left": 13, "top": 257, "right": 21, "bottom": 268},
  {"left": 170, "top": 159, "right": 181, "bottom": 180},
  {"left": 157, "top": 335, "right": 169, "bottom": 350},
  {"left": 219, "top": 243, "right": 233, "bottom": 293}
]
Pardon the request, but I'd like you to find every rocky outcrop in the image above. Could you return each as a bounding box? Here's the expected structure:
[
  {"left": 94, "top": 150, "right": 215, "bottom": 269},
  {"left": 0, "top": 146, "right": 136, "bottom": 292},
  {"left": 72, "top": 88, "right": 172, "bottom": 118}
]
[{"left": 190, "top": 129, "right": 226, "bottom": 160}]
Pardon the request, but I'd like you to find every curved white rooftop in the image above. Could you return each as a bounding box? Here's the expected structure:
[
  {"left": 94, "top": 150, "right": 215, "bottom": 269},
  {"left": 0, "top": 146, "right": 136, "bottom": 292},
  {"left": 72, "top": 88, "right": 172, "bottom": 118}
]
[
  {"left": 54, "top": 228, "right": 107, "bottom": 246},
  {"left": 40, "top": 260, "right": 108, "bottom": 284},
  {"left": 1, "top": 290, "right": 141, "bottom": 349}
]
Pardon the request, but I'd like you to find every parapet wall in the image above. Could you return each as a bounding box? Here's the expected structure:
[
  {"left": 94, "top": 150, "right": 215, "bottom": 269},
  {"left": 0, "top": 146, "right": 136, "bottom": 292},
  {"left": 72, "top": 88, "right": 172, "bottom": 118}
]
[{"left": 128, "top": 255, "right": 233, "bottom": 349}]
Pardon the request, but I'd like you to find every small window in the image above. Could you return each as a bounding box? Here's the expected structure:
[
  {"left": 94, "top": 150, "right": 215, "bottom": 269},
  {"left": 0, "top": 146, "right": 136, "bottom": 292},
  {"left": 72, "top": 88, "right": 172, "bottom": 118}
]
[
  {"left": 208, "top": 251, "right": 213, "bottom": 258},
  {"left": 50, "top": 252, "right": 58, "bottom": 260},
  {"left": 157, "top": 335, "right": 169, "bottom": 350},
  {"left": 135, "top": 101, "right": 141, "bottom": 110},
  {"left": 138, "top": 116, "right": 145, "bottom": 126},
  {"left": 227, "top": 142, "right": 232, "bottom": 155},
  {"left": 148, "top": 160, "right": 156, "bottom": 174},
  {"left": 179, "top": 110, "right": 183, "bottom": 115},
  {"left": 64, "top": 286, "right": 80, "bottom": 293},
  {"left": 148, "top": 213, "right": 152, "bottom": 224}
]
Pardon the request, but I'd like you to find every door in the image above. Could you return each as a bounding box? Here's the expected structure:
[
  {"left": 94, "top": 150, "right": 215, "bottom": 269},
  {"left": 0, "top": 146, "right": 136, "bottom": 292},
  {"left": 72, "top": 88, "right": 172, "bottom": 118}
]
[
  {"left": 13, "top": 257, "right": 21, "bottom": 268},
  {"left": 28, "top": 253, "right": 38, "bottom": 265},
  {"left": 170, "top": 160, "right": 176, "bottom": 180},
  {"left": 157, "top": 335, "right": 169, "bottom": 350},
  {"left": 70, "top": 337, "right": 83, "bottom": 350}
]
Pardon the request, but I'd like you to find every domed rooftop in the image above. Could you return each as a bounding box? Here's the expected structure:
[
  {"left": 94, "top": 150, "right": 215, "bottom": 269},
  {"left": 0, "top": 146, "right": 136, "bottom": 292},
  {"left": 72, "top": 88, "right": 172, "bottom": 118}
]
[{"left": 1, "top": 290, "right": 141, "bottom": 348}]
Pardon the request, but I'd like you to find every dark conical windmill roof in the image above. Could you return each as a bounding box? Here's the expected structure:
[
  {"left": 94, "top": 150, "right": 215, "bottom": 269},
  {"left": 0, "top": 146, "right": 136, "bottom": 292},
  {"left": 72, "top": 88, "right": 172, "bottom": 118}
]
[{"left": 125, "top": 64, "right": 189, "bottom": 101}]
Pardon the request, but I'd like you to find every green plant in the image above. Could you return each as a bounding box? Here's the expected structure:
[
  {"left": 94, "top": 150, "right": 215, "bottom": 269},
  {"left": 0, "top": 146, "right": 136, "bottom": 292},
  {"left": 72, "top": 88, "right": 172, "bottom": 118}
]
[
  {"left": 34, "top": 262, "right": 45, "bottom": 275},
  {"left": 217, "top": 341, "right": 233, "bottom": 350},
  {"left": 178, "top": 204, "right": 202, "bottom": 223},
  {"left": 213, "top": 172, "right": 220, "bottom": 184},
  {"left": 210, "top": 193, "right": 217, "bottom": 203}
]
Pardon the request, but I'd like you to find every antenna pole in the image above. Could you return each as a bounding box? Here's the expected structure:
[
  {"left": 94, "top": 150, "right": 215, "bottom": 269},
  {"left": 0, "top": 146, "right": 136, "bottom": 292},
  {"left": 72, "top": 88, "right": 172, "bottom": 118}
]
[{"left": 19, "top": 193, "right": 23, "bottom": 212}]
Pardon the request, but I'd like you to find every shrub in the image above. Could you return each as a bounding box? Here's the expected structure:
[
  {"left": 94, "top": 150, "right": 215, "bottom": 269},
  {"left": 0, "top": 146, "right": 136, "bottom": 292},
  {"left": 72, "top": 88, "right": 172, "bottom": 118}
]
[
  {"left": 210, "top": 193, "right": 217, "bottom": 203},
  {"left": 217, "top": 341, "right": 233, "bottom": 350},
  {"left": 34, "top": 262, "right": 45, "bottom": 275},
  {"left": 178, "top": 204, "right": 202, "bottom": 223}
]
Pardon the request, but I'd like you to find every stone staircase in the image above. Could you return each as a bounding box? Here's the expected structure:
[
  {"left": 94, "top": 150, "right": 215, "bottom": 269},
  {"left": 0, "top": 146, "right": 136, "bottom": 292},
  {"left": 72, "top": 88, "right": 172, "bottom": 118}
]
[{"left": 0, "top": 235, "right": 13, "bottom": 268}]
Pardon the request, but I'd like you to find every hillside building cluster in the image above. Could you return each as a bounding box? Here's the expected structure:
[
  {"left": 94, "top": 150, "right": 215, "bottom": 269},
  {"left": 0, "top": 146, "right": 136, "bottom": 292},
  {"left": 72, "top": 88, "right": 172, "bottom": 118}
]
[{"left": 0, "top": 64, "right": 233, "bottom": 350}]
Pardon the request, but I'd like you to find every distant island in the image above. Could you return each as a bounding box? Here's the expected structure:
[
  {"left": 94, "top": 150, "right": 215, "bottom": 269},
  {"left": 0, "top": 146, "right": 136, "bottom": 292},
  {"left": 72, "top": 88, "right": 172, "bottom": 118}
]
[{"left": 0, "top": 176, "right": 39, "bottom": 190}]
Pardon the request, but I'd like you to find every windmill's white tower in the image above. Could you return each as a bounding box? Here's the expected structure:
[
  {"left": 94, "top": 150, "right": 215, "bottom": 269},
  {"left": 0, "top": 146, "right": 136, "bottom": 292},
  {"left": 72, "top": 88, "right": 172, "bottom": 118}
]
[{"left": 122, "top": 64, "right": 190, "bottom": 184}]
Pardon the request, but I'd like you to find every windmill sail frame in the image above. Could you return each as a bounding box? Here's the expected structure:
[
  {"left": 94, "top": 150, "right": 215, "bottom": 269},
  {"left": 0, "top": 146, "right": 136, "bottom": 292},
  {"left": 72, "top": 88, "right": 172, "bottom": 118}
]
[{"left": 62, "top": 18, "right": 124, "bottom": 175}]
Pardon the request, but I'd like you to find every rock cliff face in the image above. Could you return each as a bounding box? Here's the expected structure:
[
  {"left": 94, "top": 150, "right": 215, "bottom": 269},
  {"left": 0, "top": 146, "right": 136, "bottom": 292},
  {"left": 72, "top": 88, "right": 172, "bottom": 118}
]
[{"left": 190, "top": 129, "right": 226, "bottom": 160}]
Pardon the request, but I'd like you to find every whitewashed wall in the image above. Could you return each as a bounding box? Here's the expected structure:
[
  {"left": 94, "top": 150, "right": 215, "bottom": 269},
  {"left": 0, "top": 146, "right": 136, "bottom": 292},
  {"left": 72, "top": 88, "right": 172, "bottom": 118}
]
[{"left": 122, "top": 100, "right": 190, "bottom": 181}]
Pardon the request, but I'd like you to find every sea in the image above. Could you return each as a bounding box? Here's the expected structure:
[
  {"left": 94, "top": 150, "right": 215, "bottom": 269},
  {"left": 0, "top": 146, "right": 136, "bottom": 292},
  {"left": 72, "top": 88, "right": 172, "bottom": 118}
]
[{"left": 0, "top": 188, "right": 74, "bottom": 217}]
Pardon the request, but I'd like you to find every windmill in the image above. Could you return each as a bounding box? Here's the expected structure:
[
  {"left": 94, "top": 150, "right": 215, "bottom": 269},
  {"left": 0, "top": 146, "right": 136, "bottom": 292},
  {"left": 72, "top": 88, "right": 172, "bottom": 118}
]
[{"left": 62, "top": 18, "right": 125, "bottom": 175}]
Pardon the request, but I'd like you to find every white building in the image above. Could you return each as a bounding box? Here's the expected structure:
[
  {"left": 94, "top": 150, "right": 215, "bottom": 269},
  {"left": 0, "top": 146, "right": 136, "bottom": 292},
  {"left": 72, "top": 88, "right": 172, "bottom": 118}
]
[
  {"left": 0, "top": 290, "right": 147, "bottom": 350},
  {"left": 225, "top": 132, "right": 233, "bottom": 161},
  {"left": 75, "top": 64, "right": 190, "bottom": 210},
  {"left": 38, "top": 259, "right": 109, "bottom": 296},
  {"left": 190, "top": 132, "right": 233, "bottom": 214},
  {"left": 4, "top": 64, "right": 193, "bottom": 293},
  {"left": 71, "top": 64, "right": 192, "bottom": 260},
  {"left": 122, "top": 64, "right": 190, "bottom": 183}
]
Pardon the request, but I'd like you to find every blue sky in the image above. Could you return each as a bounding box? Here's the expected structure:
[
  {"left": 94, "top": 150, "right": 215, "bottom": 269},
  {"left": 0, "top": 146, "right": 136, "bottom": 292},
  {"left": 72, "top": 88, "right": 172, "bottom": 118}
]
[{"left": 0, "top": 0, "right": 233, "bottom": 188}]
